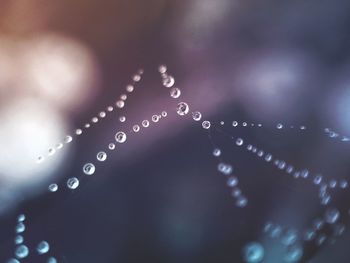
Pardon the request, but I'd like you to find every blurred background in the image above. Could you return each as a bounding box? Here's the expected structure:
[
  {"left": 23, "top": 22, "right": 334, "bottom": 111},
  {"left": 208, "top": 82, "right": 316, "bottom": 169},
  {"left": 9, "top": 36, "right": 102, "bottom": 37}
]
[{"left": 1, "top": 0, "right": 350, "bottom": 262}]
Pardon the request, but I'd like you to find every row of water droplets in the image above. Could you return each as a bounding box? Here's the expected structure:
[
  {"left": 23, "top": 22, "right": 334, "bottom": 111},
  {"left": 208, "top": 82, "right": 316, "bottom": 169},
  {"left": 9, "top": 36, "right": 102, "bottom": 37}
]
[
  {"left": 250, "top": 207, "right": 346, "bottom": 263},
  {"left": 7, "top": 214, "right": 57, "bottom": 263},
  {"left": 232, "top": 136, "right": 349, "bottom": 262},
  {"left": 232, "top": 136, "right": 349, "bottom": 205},
  {"left": 22, "top": 64, "right": 350, "bottom": 262},
  {"left": 47, "top": 69, "right": 145, "bottom": 192},
  {"left": 228, "top": 120, "right": 349, "bottom": 143},
  {"left": 161, "top": 67, "right": 250, "bottom": 208},
  {"left": 203, "top": 120, "right": 350, "bottom": 262},
  {"left": 60, "top": 65, "right": 181, "bottom": 192},
  {"left": 213, "top": 146, "right": 248, "bottom": 208},
  {"left": 324, "top": 128, "right": 350, "bottom": 142},
  {"left": 37, "top": 69, "right": 144, "bottom": 164},
  {"left": 64, "top": 109, "right": 169, "bottom": 191}
]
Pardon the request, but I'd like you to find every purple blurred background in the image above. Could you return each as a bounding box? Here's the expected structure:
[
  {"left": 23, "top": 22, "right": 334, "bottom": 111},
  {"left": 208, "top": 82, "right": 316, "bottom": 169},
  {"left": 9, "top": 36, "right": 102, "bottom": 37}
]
[{"left": 1, "top": 0, "right": 350, "bottom": 262}]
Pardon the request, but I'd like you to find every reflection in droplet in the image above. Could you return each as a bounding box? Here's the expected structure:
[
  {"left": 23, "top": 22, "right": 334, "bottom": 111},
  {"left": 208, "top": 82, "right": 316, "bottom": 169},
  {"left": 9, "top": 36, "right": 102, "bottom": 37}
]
[
  {"left": 15, "top": 245, "right": 29, "bottom": 259},
  {"left": 176, "top": 102, "right": 189, "bottom": 116},
  {"left": 67, "top": 177, "right": 79, "bottom": 189},
  {"left": 37, "top": 240, "right": 50, "bottom": 255},
  {"left": 97, "top": 152, "right": 107, "bottom": 162},
  {"left": 83, "top": 163, "right": 96, "bottom": 175},
  {"left": 115, "top": 131, "right": 127, "bottom": 143}
]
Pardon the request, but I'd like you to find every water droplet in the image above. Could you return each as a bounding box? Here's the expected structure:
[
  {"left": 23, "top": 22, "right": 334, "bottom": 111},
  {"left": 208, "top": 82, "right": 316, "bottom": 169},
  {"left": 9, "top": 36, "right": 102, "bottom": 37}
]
[
  {"left": 333, "top": 223, "right": 346, "bottom": 237},
  {"left": 37, "top": 156, "right": 44, "bottom": 163},
  {"left": 107, "top": 106, "right": 114, "bottom": 112},
  {"left": 218, "top": 163, "right": 233, "bottom": 175},
  {"left": 236, "top": 138, "right": 244, "bottom": 146},
  {"left": 276, "top": 123, "right": 283, "bottom": 129},
  {"left": 242, "top": 122, "right": 247, "bottom": 127},
  {"left": 281, "top": 229, "right": 298, "bottom": 246},
  {"left": 304, "top": 229, "right": 316, "bottom": 241},
  {"left": 16, "top": 223, "right": 25, "bottom": 233},
  {"left": 152, "top": 115, "right": 160, "bottom": 122},
  {"left": 133, "top": 74, "right": 141, "bottom": 82},
  {"left": 7, "top": 258, "right": 20, "bottom": 263},
  {"left": 161, "top": 111, "right": 167, "bottom": 117},
  {"left": 126, "top": 85, "right": 134, "bottom": 93},
  {"left": 232, "top": 188, "right": 241, "bottom": 197},
  {"left": 158, "top": 65, "right": 167, "bottom": 74},
  {"left": 202, "top": 120, "right": 211, "bottom": 129},
  {"left": 236, "top": 196, "right": 248, "bottom": 207},
  {"left": 313, "top": 175, "right": 323, "bottom": 185},
  {"left": 286, "top": 165, "right": 294, "bottom": 174},
  {"left": 293, "top": 171, "right": 300, "bottom": 178},
  {"left": 192, "top": 111, "right": 202, "bottom": 121},
  {"left": 85, "top": 123, "right": 90, "bottom": 128},
  {"left": 316, "top": 234, "right": 327, "bottom": 246},
  {"left": 301, "top": 169, "right": 309, "bottom": 178},
  {"left": 116, "top": 100, "right": 125, "bottom": 108},
  {"left": 47, "top": 257, "right": 57, "bottom": 263},
  {"left": 142, "top": 120, "right": 150, "bottom": 127},
  {"left": 176, "top": 102, "right": 189, "bottom": 116},
  {"left": 17, "top": 214, "right": 25, "bottom": 222},
  {"left": 56, "top": 143, "right": 63, "bottom": 149},
  {"left": 75, "top": 129, "right": 82, "bottom": 135},
  {"left": 99, "top": 111, "right": 106, "bottom": 118},
  {"left": 162, "top": 75, "right": 175, "bottom": 88},
  {"left": 97, "top": 152, "right": 107, "bottom": 162},
  {"left": 15, "top": 245, "right": 29, "bottom": 259},
  {"left": 108, "top": 143, "right": 116, "bottom": 150},
  {"left": 227, "top": 176, "right": 238, "bottom": 187},
  {"left": 83, "top": 163, "right": 96, "bottom": 175},
  {"left": 133, "top": 125, "right": 140, "bottom": 133},
  {"left": 278, "top": 161, "right": 286, "bottom": 170},
  {"left": 119, "top": 116, "right": 126, "bottom": 122},
  {"left": 329, "top": 179, "right": 337, "bottom": 188},
  {"left": 115, "top": 131, "right": 127, "bottom": 143},
  {"left": 324, "top": 208, "right": 340, "bottom": 224},
  {"left": 37, "top": 240, "right": 50, "bottom": 255},
  {"left": 64, "top": 135, "right": 73, "bottom": 143},
  {"left": 170, "top": 87, "right": 181, "bottom": 98},
  {"left": 15, "top": 235, "right": 24, "bottom": 245},
  {"left": 263, "top": 222, "right": 273, "bottom": 233},
  {"left": 120, "top": 94, "right": 127, "bottom": 100},
  {"left": 257, "top": 150, "right": 264, "bottom": 157},
  {"left": 67, "top": 177, "right": 79, "bottom": 189},
  {"left": 283, "top": 245, "right": 303, "bottom": 262},
  {"left": 243, "top": 242, "right": 264, "bottom": 263},
  {"left": 48, "top": 184, "right": 58, "bottom": 192},
  {"left": 92, "top": 117, "right": 98, "bottom": 123},
  {"left": 48, "top": 148, "right": 56, "bottom": 156},
  {"left": 232, "top": 121, "right": 238, "bottom": 127},
  {"left": 271, "top": 226, "right": 283, "bottom": 239},
  {"left": 340, "top": 179, "right": 348, "bottom": 189},
  {"left": 213, "top": 148, "right": 221, "bottom": 157}
]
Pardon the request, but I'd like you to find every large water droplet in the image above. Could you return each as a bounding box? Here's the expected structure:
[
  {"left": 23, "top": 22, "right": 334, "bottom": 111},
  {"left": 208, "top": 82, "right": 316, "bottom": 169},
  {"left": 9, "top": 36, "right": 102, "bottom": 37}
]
[
  {"left": 37, "top": 241, "right": 50, "bottom": 255},
  {"left": 97, "top": 152, "right": 107, "bottom": 162},
  {"left": 176, "top": 102, "right": 189, "bottom": 116},
  {"left": 115, "top": 131, "right": 127, "bottom": 143},
  {"left": 83, "top": 163, "right": 96, "bottom": 175},
  {"left": 243, "top": 242, "right": 264, "bottom": 263},
  {"left": 67, "top": 177, "right": 79, "bottom": 189}
]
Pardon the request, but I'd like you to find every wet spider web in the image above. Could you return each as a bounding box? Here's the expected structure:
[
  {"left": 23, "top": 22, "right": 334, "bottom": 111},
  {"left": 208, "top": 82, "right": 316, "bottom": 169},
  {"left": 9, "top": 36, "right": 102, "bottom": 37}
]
[{"left": 2, "top": 65, "right": 350, "bottom": 263}]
